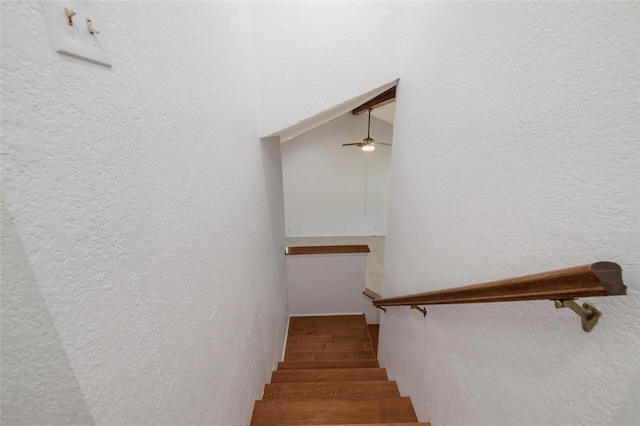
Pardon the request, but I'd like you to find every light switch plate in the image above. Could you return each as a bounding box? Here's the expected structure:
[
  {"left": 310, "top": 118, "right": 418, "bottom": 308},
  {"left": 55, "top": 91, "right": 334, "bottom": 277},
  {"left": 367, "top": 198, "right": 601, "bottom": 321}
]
[{"left": 43, "top": 1, "right": 112, "bottom": 67}]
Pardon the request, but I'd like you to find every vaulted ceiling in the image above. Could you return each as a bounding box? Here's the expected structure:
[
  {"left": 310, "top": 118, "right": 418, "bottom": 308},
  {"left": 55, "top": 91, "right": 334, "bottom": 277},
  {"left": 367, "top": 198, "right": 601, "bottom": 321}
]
[
  {"left": 269, "top": 81, "right": 397, "bottom": 142},
  {"left": 371, "top": 102, "right": 395, "bottom": 125}
]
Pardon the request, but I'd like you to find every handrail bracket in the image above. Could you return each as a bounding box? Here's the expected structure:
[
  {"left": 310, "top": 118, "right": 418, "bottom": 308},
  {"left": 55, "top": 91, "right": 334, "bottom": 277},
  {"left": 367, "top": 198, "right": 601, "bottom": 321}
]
[
  {"left": 554, "top": 299, "right": 601, "bottom": 332},
  {"left": 377, "top": 306, "right": 387, "bottom": 313},
  {"left": 410, "top": 305, "right": 427, "bottom": 317}
]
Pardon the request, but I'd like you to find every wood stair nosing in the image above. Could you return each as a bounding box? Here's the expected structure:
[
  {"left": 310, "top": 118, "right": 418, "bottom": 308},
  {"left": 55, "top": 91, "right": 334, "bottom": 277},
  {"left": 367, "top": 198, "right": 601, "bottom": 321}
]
[
  {"left": 284, "top": 350, "right": 375, "bottom": 361},
  {"left": 287, "top": 328, "right": 371, "bottom": 337},
  {"left": 286, "top": 334, "right": 372, "bottom": 344},
  {"left": 285, "top": 341, "right": 374, "bottom": 353},
  {"left": 263, "top": 380, "right": 401, "bottom": 400},
  {"left": 289, "top": 315, "right": 367, "bottom": 327},
  {"left": 277, "top": 360, "right": 380, "bottom": 370},
  {"left": 285, "top": 423, "right": 431, "bottom": 426},
  {"left": 270, "top": 368, "right": 388, "bottom": 383},
  {"left": 250, "top": 397, "right": 418, "bottom": 426},
  {"left": 285, "top": 424, "right": 431, "bottom": 426}
]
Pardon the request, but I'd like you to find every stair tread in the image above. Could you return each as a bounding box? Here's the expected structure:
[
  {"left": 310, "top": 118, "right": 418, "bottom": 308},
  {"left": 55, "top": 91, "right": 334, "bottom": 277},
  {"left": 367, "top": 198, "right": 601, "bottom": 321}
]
[
  {"left": 287, "top": 424, "right": 431, "bottom": 426},
  {"left": 271, "top": 368, "right": 387, "bottom": 383},
  {"left": 286, "top": 334, "right": 371, "bottom": 344},
  {"left": 286, "top": 341, "right": 374, "bottom": 353},
  {"left": 263, "top": 380, "right": 400, "bottom": 399},
  {"left": 251, "top": 316, "right": 421, "bottom": 426},
  {"left": 278, "top": 360, "right": 380, "bottom": 370},
  {"left": 287, "top": 316, "right": 370, "bottom": 337},
  {"left": 288, "top": 326, "right": 370, "bottom": 337},
  {"left": 289, "top": 315, "right": 367, "bottom": 328},
  {"left": 284, "top": 350, "right": 375, "bottom": 361},
  {"left": 250, "top": 397, "right": 418, "bottom": 425}
]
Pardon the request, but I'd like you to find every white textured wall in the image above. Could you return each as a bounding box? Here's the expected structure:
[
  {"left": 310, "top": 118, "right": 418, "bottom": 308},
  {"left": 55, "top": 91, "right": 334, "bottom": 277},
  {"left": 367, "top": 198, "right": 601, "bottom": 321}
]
[
  {"left": 251, "top": 1, "right": 403, "bottom": 137},
  {"left": 380, "top": 2, "right": 640, "bottom": 426},
  {"left": 5, "top": 1, "right": 638, "bottom": 425},
  {"left": 1, "top": 2, "right": 288, "bottom": 425},
  {"left": 286, "top": 253, "right": 380, "bottom": 324},
  {"left": 282, "top": 113, "right": 393, "bottom": 236}
]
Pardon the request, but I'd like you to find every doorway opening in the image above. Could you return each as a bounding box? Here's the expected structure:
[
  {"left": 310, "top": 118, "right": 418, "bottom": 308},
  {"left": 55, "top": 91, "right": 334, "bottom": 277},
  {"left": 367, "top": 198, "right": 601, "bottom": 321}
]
[{"left": 279, "top": 84, "right": 396, "bottom": 295}]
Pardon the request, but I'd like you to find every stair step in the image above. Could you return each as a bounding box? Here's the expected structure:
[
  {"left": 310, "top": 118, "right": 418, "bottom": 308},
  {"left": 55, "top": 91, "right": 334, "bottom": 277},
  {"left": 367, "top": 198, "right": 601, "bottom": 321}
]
[
  {"left": 286, "top": 334, "right": 371, "bottom": 344},
  {"left": 277, "top": 360, "right": 380, "bottom": 370},
  {"left": 289, "top": 315, "right": 367, "bottom": 328},
  {"left": 288, "top": 326, "right": 370, "bottom": 337},
  {"left": 271, "top": 368, "right": 387, "bottom": 383},
  {"left": 287, "top": 423, "right": 431, "bottom": 426},
  {"left": 250, "top": 397, "right": 418, "bottom": 425},
  {"left": 289, "top": 424, "right": 431, "bottom": 426},
  {"left": 263, "top": 380, "right": 400, "bottom": 399},
  {"left": 286, "top": 341, "right": 374, "bottom": 353},
  {"left": 251, "top": 315, "right": 422, "bottom": 426},
  {"left": 284, "top": 350, "right": 375, "bottom": 361}
]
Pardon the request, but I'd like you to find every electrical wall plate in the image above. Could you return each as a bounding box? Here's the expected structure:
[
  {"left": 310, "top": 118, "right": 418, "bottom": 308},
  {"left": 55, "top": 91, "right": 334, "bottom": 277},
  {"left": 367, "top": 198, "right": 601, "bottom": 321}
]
[{"left": 43, "top": 1, "right": 112, "bottom": 67}]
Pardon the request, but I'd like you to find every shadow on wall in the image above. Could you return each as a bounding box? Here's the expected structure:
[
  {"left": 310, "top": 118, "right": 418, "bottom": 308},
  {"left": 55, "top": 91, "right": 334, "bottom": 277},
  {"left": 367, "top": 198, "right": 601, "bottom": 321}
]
[
  {"left": 1, "top": 201, "right": 95, "bottom": 424},
  {"left": 260, "top": 137, "right": 287, "bottom": 254}
]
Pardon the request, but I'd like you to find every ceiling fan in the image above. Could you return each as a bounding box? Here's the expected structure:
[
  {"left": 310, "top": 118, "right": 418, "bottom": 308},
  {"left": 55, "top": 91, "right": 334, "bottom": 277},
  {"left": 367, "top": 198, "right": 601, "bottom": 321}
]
[{"left": 342, "top": 109, "right": 392, "bottom": 152}]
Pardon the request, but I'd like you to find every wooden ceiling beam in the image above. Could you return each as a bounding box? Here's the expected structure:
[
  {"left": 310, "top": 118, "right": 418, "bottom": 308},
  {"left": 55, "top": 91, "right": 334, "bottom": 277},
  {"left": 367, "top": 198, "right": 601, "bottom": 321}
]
[{"left": 352, "top": 86, "right": 396, "bottom": 115}]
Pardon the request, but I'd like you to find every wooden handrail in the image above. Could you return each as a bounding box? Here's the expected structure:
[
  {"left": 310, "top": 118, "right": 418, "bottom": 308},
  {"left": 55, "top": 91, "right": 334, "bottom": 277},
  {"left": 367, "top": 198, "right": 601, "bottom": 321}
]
[{"left": 373, "top": 262, "right": 626, "bottom": 307}]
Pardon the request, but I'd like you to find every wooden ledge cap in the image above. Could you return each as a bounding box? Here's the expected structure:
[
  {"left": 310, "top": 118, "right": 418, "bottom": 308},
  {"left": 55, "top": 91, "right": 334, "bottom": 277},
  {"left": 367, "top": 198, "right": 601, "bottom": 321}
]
[
  {"left": 363, "top": 288, "right": 382, "bottom": 300},
  {"left": 285, "top": 245, "right": 371, "bottom": 255}
]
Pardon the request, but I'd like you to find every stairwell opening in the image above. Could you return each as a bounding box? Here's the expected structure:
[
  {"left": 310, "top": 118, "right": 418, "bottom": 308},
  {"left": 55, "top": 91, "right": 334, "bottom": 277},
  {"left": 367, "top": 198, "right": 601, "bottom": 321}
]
[{"left": 266, "top": 81, "right": 398, "bottom": 297}]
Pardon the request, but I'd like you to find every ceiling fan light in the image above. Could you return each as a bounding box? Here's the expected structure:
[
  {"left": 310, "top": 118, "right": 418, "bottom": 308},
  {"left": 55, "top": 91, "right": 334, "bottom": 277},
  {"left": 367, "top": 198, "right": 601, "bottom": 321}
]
[{"left": 361, "top": 144, "right": 375, "bottom": 152}]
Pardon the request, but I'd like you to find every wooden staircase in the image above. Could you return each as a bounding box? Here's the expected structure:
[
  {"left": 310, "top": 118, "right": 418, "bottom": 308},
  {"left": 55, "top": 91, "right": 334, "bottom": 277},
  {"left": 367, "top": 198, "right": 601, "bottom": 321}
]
[{"left": 250, "top": 314, "right": 429, "bottom": 426}]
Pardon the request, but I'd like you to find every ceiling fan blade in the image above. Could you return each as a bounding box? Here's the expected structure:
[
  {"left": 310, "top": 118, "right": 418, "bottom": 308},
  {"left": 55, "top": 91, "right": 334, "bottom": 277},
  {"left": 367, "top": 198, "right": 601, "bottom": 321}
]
[{"left": 343, "top": 112, "right": 391, "bottom": 149}]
